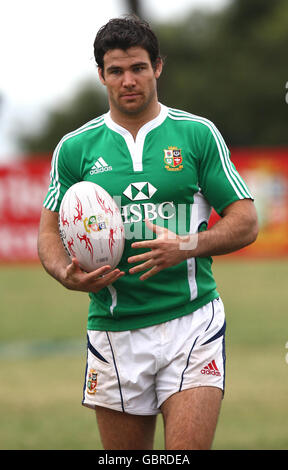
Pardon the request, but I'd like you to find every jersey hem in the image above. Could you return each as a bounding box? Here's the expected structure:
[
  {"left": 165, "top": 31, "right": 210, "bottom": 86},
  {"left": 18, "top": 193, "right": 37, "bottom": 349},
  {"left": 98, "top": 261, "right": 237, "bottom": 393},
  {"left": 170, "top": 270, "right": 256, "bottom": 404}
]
[{"left": 86, "top": 290, "right": 219, "bottom": 332}]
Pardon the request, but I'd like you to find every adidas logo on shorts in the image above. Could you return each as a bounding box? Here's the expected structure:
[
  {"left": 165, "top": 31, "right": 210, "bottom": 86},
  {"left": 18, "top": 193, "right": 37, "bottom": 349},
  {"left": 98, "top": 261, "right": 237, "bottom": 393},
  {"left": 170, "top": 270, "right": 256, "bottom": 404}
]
[{"left": 200, "top": 360, "right": 221, "bottom": 376}]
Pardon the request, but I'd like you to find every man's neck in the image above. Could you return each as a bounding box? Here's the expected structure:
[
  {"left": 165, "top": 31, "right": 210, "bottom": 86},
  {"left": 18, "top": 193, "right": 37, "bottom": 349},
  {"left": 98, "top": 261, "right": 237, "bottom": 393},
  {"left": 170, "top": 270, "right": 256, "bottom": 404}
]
[{"left": 109, "top": 101, "right": 161, "bottom": 141}]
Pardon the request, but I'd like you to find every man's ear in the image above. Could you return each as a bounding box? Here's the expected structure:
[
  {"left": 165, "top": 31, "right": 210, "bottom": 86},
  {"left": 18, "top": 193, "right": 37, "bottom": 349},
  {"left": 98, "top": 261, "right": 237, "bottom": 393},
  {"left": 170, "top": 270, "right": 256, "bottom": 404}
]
[
  {"left": 98, "top": 67, "right": 105, "bottom": 85},
  {"left": 154, "top": 58, "right": 163, "bottom": 80}
]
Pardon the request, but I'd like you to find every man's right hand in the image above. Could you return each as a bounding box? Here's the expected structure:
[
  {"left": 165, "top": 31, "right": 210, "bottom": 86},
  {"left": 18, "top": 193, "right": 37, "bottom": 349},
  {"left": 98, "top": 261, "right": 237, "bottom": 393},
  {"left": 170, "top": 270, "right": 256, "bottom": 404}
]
[
  {"left": 62, "top": 258, "right": 125, "bottom": 293},
  {"left": 38, "top": 207, "right": 125, "bottom": 293}
]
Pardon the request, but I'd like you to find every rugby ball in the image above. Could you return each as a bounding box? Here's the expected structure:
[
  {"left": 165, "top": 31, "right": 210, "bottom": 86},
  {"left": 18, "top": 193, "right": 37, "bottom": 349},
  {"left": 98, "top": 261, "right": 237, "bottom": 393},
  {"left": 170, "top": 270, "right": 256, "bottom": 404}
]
[{"left": 59, "top": 181, "right": 125, "bottom": 272}]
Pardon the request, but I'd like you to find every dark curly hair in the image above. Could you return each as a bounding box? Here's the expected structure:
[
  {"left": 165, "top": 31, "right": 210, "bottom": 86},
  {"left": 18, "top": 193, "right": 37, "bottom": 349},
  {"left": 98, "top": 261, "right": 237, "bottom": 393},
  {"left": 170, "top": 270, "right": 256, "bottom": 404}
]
[{"left": 94, "top": 15, "right": 161, "bottom": 71}]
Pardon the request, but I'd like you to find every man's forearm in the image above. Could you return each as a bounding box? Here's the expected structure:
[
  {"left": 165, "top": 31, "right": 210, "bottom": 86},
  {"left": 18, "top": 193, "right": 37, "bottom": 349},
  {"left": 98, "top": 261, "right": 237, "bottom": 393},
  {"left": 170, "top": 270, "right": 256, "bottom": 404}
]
[
  {"left": 38, "top": 230, "right": 71, "bottom": 284},
  {"left": 181, "top": 199, "right": 258, "bottom": 258},
  {"left": 37, "top": 207, "right": 71, "bottom": 285}
]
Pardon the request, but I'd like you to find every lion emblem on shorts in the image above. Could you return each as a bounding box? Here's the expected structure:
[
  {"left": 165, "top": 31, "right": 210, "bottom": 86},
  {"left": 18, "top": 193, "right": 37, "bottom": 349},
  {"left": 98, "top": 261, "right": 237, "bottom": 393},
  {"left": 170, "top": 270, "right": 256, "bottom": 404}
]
[{"left": 87, "top": 368, "right": 98, "bottom": 395}]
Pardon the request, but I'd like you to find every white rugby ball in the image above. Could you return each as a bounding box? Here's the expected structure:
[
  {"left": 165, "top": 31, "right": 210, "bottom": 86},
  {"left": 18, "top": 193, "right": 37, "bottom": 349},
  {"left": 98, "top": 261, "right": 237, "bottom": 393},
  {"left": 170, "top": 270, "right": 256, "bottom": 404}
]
[{"left": 59, "top": 181, "right": 125, "bottom": 272}]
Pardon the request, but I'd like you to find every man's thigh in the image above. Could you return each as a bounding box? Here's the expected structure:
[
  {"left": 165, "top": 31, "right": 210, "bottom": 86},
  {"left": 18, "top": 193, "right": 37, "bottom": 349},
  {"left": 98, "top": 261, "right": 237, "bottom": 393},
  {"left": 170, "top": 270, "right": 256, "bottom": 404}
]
[
  {"left": 95, "top": 406, "right": 157, "bottom": 450},
  {"left": 161, "top": 386, "right": 223, "bottom": 450}
]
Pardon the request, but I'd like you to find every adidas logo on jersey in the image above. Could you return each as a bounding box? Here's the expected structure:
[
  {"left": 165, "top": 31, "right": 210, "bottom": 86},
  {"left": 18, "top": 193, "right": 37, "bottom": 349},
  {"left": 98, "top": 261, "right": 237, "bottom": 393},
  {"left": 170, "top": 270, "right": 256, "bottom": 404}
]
[
  {"left": 90, "top": 157, "right": 112, "bottom": 175},
  {"left": 200, "top": 360, "right": 221, "bottom": 376}
]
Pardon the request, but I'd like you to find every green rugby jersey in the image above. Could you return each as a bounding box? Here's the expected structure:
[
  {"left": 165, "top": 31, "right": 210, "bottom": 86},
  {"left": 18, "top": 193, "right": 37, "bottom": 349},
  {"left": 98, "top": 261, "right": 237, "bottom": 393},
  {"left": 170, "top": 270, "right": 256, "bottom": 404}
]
[{"left": 44, "top": 104, "right": 252, "bottom": 331}]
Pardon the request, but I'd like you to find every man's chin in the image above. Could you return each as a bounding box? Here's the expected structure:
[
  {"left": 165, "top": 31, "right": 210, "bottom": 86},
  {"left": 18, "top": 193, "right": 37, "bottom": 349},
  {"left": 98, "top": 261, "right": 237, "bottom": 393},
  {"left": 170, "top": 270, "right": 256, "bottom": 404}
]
[
  {"left": 112, "top": 92, "right": 156, "bottom": 117},
  {"left": 118, "top": 102, "right": 147, "bottom": 116}
]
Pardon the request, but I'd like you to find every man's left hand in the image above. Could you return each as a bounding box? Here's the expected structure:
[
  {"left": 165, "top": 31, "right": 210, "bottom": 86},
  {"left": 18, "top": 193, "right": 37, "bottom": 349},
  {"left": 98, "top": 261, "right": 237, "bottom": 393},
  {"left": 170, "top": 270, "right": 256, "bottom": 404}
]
[{"left": 128, "top": 219, "right": 195, "bottom": 280}]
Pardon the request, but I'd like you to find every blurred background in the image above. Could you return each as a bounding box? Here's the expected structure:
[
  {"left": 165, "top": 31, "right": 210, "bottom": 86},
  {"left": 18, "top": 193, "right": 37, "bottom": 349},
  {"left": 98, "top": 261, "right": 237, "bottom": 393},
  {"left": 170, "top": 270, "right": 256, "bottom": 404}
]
[{"left": 0, "top": 0, "right": 288, "bottom": 450}]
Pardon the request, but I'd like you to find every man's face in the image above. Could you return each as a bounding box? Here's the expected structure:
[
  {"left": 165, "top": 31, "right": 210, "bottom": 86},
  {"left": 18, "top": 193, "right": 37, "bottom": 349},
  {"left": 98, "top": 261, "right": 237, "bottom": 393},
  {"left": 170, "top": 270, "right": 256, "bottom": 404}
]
[{"left": 98, "top": 46, "right": 162, "bottom": 117}]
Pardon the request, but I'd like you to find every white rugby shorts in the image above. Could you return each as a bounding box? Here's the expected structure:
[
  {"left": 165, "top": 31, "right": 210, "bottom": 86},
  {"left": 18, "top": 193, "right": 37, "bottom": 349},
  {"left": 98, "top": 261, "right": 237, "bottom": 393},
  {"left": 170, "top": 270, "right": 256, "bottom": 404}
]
[{"left": 82, "top": 298, "right": 226, "bottom": 415}]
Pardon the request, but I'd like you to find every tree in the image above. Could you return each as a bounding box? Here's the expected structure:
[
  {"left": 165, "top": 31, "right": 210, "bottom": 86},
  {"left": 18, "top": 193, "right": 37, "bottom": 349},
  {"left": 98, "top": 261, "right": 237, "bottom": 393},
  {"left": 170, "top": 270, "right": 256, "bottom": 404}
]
[
  {"left": 156, "top": 0, "right": 288, "bottom": 146},
  {"left": 16, "top": 81, "right": 108, "bottom": 157},
  {"left": 16, "top": 0, "right": 145, "bottom": 158},
  {"left": 126, "top": 0, "right": 143, "bottom": 17},
  {"left": 16, "top": 0, "right": 288, "bottom": 156}
]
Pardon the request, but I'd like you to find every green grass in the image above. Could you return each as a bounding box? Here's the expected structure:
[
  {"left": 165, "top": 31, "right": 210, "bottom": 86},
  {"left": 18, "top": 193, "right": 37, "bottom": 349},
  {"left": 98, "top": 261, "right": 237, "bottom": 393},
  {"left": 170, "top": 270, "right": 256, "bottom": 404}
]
[
  {"left": 0, "top": 264, "right": 89, "bottom": 341},
  {"left": 0, "top": 260, "right": 287, "bottom": 449},
  {"left": 213, "top": 259, "right": 288, "bottom": 450}
]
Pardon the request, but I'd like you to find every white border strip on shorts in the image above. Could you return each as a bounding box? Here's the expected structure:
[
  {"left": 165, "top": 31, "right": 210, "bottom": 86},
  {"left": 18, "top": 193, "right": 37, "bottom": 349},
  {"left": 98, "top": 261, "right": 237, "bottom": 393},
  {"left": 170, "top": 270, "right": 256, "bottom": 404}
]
[
  {"left": 106, "top": 332, "right": 125, "bottom": 412},
  {"left": 179, "top": 300, "right": 226, "bottom": 392}
]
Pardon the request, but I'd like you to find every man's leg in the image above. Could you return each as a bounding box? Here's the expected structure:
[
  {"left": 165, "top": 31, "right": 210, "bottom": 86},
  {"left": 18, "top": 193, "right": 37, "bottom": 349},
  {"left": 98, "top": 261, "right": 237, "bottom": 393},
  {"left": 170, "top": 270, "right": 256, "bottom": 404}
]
[
  {"left": 95, "top": 406, "right": 157, "bottom": 450},
  {"left": 161, "top": 386, "right": 222, "bottom": 450}
]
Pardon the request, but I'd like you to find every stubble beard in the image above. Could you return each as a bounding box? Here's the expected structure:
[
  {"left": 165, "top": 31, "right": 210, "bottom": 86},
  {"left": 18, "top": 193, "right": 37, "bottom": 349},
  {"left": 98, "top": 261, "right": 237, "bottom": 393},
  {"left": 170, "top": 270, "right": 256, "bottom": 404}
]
[{"left": 111, "top": 87, "right": 157, "bottom": 117}]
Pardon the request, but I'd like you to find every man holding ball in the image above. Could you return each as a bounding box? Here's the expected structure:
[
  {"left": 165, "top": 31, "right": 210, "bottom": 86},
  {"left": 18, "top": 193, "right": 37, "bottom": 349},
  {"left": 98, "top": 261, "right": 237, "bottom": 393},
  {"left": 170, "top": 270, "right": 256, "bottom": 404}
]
[{"left": 38, "top": 16, "right": 258, "bottom": 450}]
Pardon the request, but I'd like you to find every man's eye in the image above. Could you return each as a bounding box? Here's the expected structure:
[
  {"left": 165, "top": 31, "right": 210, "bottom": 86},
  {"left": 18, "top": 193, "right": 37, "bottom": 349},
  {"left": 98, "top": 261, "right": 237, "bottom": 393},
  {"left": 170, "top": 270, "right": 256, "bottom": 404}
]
[{"left": 107, "top": 69, "right": 122, "bottom": 75}]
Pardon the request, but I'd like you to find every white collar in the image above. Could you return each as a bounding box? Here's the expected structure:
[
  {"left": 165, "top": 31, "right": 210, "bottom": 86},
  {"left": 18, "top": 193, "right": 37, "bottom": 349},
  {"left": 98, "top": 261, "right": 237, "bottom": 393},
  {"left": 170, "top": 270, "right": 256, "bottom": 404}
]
[
  {"left": 104, "top": 103, "right": 168, "bottom": 172},
  {"left": 104, "top": 103, "right": 168, "bottom": 139}
]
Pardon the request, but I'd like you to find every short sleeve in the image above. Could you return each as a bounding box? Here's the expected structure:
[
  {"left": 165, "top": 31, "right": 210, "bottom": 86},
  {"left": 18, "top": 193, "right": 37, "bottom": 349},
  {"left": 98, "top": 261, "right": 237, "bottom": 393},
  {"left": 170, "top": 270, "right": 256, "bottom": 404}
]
[
  {"left": 43, "top": 140, "right": 79, "bottom": 212},
  {"left": 198, "top": 122, "right": 253, "bottom": 215}
]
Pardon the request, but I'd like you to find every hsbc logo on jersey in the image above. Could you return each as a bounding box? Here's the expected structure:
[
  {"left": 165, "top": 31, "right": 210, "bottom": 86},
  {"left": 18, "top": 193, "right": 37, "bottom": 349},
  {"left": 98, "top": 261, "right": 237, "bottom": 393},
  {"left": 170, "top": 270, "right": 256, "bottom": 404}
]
[
  {"left": 116, "top": 183, "right": 202, "bottom": 242},
  {"left": 120, "top": 182, "right": 175, "bottom": 230},
  {"left": 123, "top": 182, "right": 157, "bottom": 201},
  {"left": 121, "top": 201, "right": 175, "bottom": 226}
]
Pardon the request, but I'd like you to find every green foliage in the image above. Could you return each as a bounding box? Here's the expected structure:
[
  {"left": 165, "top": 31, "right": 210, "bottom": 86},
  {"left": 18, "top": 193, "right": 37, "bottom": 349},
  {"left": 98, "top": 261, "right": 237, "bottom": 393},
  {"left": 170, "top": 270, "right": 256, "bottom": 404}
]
[
  {"left": 17, "top": 81, "right": 108, "bottom": 157},
  {"left": 156, "top": 0, "right": 288, "bottom": 146},
  {"left": 15, "top": 0, "right": 288, "bottom": 155}
]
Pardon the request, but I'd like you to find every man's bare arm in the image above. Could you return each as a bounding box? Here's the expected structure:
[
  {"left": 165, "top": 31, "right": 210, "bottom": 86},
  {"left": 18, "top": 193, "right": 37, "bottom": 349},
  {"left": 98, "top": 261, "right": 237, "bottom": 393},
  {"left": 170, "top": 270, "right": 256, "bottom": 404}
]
[
  {"left": 38, "top": 207, "right": 125, "bottom": 292},
  {"left": 191, "top": 198, "right": 259, "bottom": 257}
]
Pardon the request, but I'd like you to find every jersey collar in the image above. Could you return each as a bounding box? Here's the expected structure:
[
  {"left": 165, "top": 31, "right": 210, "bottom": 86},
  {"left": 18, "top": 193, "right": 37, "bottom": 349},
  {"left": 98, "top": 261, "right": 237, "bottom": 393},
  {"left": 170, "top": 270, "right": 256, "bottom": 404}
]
[{"left": 104, "top": 103, "right": 168, "bottom": 139}]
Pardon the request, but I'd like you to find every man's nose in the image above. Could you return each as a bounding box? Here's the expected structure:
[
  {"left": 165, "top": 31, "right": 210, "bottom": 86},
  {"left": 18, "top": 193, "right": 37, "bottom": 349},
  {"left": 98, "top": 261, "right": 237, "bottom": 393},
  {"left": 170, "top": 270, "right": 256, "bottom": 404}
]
[{"left": 122, "top": 71, "right": 136, "bottom": 87}]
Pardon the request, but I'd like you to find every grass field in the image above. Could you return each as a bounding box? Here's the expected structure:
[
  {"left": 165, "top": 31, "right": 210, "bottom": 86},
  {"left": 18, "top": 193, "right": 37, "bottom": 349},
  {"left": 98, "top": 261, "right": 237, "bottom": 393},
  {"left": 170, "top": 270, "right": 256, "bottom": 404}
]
[{"left": 0, "top": 259, "right": 287, "bottom": 450}]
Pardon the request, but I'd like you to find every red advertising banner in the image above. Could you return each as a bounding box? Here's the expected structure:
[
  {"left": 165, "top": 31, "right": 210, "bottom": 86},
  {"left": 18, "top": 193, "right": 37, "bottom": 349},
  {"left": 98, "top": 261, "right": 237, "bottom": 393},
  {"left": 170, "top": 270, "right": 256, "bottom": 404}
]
[
  {"left": 209, "top": 148, "right": 288, "bottom": 257},
  {"left": 0, "top": 148, "right": 288, "bottom": 262},
  {"left": 0, "top": 159, "right": 51, "bottom": 262}
]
